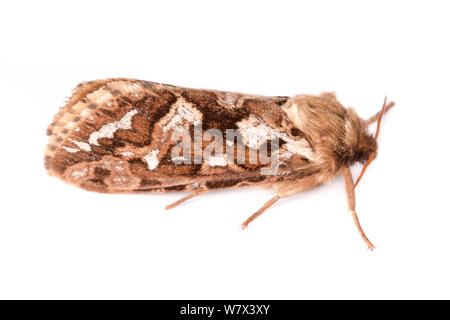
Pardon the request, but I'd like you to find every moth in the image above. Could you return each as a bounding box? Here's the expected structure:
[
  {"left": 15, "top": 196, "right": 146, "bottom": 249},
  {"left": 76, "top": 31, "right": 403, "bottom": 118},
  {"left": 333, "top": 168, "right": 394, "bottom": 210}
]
[{"left": 45, "top": 78, "right": 394, "bottom": 250}]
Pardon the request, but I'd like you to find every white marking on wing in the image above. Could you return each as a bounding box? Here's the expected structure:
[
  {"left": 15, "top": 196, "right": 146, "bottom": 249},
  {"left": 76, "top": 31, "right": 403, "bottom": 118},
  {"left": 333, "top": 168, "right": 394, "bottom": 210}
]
[
  {"left": 71, "top": 168, "right": 88, "bottom": 178},
  {"left": 162, "top": 102, "right": 203, "bottom": 132},
  {"left": 206, "top": 155, "right": 228, "bottom": 166},
  {"left": 68, "top": 138, "right": 91, "bottom": 152},
  {"left": 237, "top": 115, "right": 314, "bottom": 160},
  {"left": 62, "top": 146, "right": 79, "bottom": 153},
  {"left": 143, "top": 150, "right": 160, "bottom": 170},
  {"left": 87, "top": 89, "right": 113, "bottom": 105},
  {"left": 88, "top": 109, "right": 138, "bottom": 146},
  {"left": 121, "top": 151, "right": 134, "bottom": 156},
  {"left": 237, "top": 116, "right": 279, "bottom": 149}
]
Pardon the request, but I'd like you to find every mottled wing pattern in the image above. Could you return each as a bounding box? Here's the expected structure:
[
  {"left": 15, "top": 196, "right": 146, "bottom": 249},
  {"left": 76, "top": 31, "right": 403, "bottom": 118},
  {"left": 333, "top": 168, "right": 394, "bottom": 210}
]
[{"left": 45, "top": 79, "right": 319, "bottom": 193}]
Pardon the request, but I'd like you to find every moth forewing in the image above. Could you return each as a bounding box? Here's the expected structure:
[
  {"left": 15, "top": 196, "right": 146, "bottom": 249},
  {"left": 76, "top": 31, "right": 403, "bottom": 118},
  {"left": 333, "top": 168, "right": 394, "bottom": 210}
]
[{"left": 45, "top": 78, "right": 393, "bottom": 249}]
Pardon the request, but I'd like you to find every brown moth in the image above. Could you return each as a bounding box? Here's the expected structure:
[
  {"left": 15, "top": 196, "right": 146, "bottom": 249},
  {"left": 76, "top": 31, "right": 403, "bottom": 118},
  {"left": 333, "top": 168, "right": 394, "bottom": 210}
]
[{"left": 45, "top": 78, "right": 394, "bottom": 250}]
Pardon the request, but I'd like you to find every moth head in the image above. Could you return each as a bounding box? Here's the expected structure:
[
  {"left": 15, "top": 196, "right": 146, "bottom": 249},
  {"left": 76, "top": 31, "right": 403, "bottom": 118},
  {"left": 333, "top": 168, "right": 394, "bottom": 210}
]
[
  {"left": 342, "top": 107, "right": 379, "bottom": 166},
  {"left": 353, "top": 97, "right": 394, "bottom": 187},
  {"left": 352, "top": 129, "right": 377, "bottom": 164},
  {"left": 283, "top": 93, "right": 390, "bottom": 176}
]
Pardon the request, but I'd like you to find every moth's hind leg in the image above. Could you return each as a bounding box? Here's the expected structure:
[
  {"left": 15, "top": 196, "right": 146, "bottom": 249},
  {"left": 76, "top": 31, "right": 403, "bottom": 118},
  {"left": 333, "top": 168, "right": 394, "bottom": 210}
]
[{"left": 165, "top": 190, "right": 208, "bottom": 209}]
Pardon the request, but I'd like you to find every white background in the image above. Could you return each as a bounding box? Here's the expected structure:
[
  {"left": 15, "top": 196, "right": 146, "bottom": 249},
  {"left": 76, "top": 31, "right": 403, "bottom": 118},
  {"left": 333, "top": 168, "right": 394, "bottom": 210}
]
[{"left": 1, "top": 0, "right": 449, "bottom": 299}]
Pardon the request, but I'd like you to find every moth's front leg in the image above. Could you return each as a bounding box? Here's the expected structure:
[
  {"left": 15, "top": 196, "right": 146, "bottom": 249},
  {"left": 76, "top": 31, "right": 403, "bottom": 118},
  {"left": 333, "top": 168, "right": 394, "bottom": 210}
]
[
  {"left": 241, "top": 176, "right": 321, "bottom": 228},
  {"left": 342, "top": 166, "right": 375, "bottom": 250}
]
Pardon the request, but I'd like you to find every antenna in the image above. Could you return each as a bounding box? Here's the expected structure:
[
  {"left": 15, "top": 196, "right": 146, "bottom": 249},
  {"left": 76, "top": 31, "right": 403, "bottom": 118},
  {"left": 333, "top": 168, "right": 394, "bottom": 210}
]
[{"left": 354, "top": 97, "right": 395, "bottom": 188}]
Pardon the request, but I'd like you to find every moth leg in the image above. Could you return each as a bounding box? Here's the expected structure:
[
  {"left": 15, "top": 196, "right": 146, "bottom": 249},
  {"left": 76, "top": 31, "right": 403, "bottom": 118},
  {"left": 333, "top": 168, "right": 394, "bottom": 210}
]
[
  {"left": 241, "top": 176, "right": 320, "bottom": 228},
  {"left": 165, "top": 190, "right": 208, "bottom": 210},
  {"left": 241, "top": 196, "right": 281, "bottom": 229},
  {"left": 342, "top": 166, "right": 375, "bottom": 250}
]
